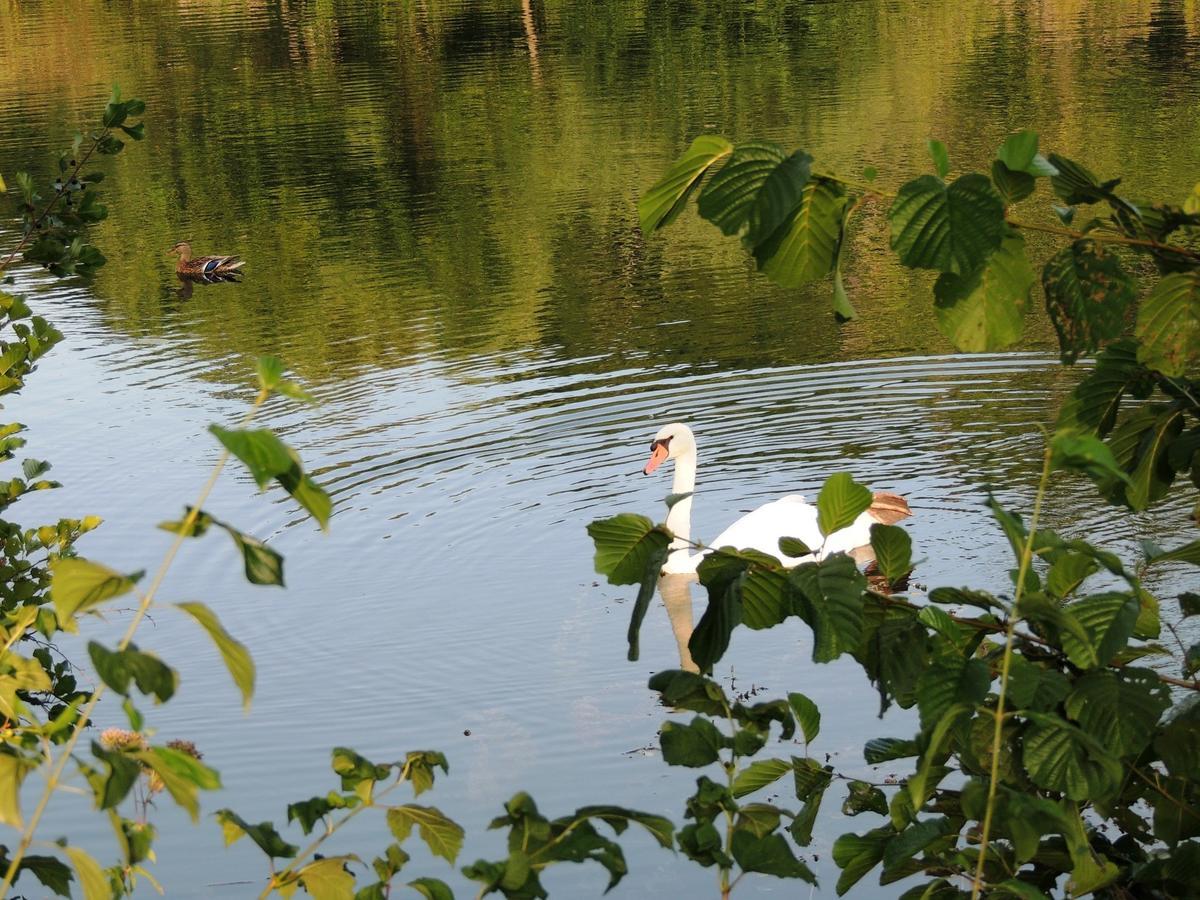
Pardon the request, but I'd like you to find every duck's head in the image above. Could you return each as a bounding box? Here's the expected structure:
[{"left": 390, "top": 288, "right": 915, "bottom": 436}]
[
  {"left": 644, "top": 422, "right": 696, "bottom": 475},
  {"left": 167, "top": 241, "right": 192, "bottom": 259}
]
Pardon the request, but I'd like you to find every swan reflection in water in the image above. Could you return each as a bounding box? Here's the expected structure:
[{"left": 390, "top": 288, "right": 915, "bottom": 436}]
[{"left": 658, "top": 574, "right": 700, "bottom": 673}]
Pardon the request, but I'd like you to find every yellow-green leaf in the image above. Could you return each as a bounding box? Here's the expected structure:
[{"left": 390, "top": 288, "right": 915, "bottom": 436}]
[
  {"left": 175, "top": 602, "right": 255, "bottom": 710},
  {"left": 51, "top": 558, "right": 139, "bottom": 630},
  {"left": 63, "top": 846, "right": 111, "bottom": 900}
]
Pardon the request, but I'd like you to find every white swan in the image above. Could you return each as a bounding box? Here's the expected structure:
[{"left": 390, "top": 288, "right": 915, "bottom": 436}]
[{"left": 642, "top": 423, "right": 911, "bottom": 575}]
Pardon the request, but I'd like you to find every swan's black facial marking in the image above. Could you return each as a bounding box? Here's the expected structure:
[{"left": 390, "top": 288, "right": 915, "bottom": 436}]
[{"left": 650, "top": 436, "right": 673, "bottom": 452}]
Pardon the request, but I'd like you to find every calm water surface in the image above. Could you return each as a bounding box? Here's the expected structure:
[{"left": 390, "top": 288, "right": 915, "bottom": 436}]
[{"left": 2, "top": 1, "right": 1199, "bottom": 896}]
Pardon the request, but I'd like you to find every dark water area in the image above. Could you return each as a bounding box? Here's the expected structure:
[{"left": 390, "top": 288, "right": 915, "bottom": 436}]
[{"left": 1, "top": 1, "right": 1198, "bottom": 896}]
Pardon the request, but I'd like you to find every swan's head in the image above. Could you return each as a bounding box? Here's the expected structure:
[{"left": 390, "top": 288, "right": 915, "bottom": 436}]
[{"left": 643, "top": 422, "right": 696, "bottom": 475}]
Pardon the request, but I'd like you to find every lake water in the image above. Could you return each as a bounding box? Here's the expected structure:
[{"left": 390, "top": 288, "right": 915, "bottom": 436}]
[{"left": 2, "top": 1, "right": 1198, "bottom": 896}]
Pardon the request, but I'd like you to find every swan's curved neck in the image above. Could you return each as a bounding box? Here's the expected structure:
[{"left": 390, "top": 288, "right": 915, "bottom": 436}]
[{"left": 665, "top": 446, "right": 696, "bottom": 554}]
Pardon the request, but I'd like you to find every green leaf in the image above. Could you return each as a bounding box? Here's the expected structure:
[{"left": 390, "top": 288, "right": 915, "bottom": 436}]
[
  {"left": 386, "top": 805, "right": 464, "bottom": 864},
  {"left": 778, "top": 536, "right": 812, "bottom": 559},
  {"left": 50, "top": 557, "right": 139, "bottom": 628},
  {"left": 740, "top": 567, "right": 789, "bottom": 630},
  {"left": 689, "top": 552, "right": 749, "bottom": 671},
  {"left": 933, "top": 234, "right": 1034, "bottom": 351},
  {"left": 1064, "top": 668, "right": 1170, "bottom": 757},
  {"left": 731, "top": 758, "right": 791, "bottom": 798},
  {"left": 332, "top": 747, "right": 392, "bottom": 794},
  {"left": 639, "top": 135, "right": 733, "bottom": 234},
  {"left": 1042, "top": 239, "right": 1136, "bottom": 364},
  {"left": 586, "top": 514, "right": 671, "bottom": 585},
  {"left": 63, "top": 846, "right": 109, "bottom": 900},
  {"left": 210, "top": 426, "right": 295, "bottom": 488},
  {"left": 90, "top": 741, "right": 141, "bottom": 810},
  {"left": 842, "top": 781, "right": 888, "bottom": 817},
  {"left": 277, "top": 468, "right": 332, "bottom": 530},
  {"left": 572, "top": 805, "right": 675, "bottom": 848},
  {"left": 256, "top": 356, "right": 284, "bottom": 391},
  {"left": 1057, "top": 339, "right": 1146, "bottom": 436},
  {"left": 174, "top": 602, "right": 255, "bottom": 710},
  {"left": 731, "top": 830, "right": 816, "bottom": 882},
  {"left": 916, "top": 656, "right": 990, "bottom": 730},
  {"left": 992, "top": 160, "right": 1036, "bottom": 205},
  {"left": 215, "top": 809, "right": 299, "bottom": 858},
  {"left": 14, "top": 855, "right": 73, "bottom": 897},
  {"left": 1059, "top": 592, "right": 1140, "bottom": 668},
  {"left": 997, "top": 131, "right": 1057, "bottom": 176},
  {"left": 660, "top": 716, "right": 726, "bottom": 767},
  {"left": 754, "top": 177, "right": 847, "bottom": 287},
  {"left": 864, "top": 737, "right": 918, "bottom": 765},
  {"left": 299, "top": 857, "right": 356, "bottom": 900},
  {"left": 0, "top": 751, "right": 35, "bottom": 827},
  {"left": 789, "top": 554, "right": 867, "bottom": 663},
  {"left": 649, "top": 670, "right": 729, "bottom": 716},
  {"left": 927, "top": 139, "right": 950, "bottom": 178},
  {"left": 1021, "top": 712, "right": 1123, "bottom": 801},
  {"left": 134, "top": 746, "right": 221, "bottom": 821},
  {"left": 406, "top": 878, "right": 454, "bottom": 900},
  {"left": 287, "top": 795, "right": 343, "bottom": 835},
  {"left": 817, "top": 472, "right": 872, "bottom": 537},
  {"left": 697, "top": 143, "right": 807, "bottom": 244},
  {"left": 788, "top": 692, "right": 820, "bottom": 744},
  {"left": 1050, "top": 431, "right": 1131, "bottom": 486},
  {"left": 1007, "top": 655, "right": 1070, "bottom": 711},
  {"left": 908, "top": 705, "right": 971, "bottom": 808},
  {"left": 1127, "top": 406, "right": 1185, "bottom": 511},
  {"left": 87, "top": 642, "right": 177, "bottom": 702},
  {"left": 1048, "top": 153, "right": 1115, "bottom": 205},
  {"left": 792, "top": 757, "right": 833, "bottom": 801},
  {"left": 734, "top": 803, "right": 781, "bottom": 838},
  {"left": 882, "top": 817, "right": 955, "bottom": 877},
  {"left": 1135, "top": 270, "right": 1200, "bottom": 377},
  {"left": 869, "top": 524, "right": 912, "bottom": 583},
  {"left": 832, "top": 828, "right": 890, "bottom": 896},
  {"left": 222, "top": 525, "right": 285, "bottom": 586},
  {"left": 888, "top": 173, "right": 1006, "bottom": 274},
  {"left": 156, "top": 506, "right": 215, "bottom": 537}
]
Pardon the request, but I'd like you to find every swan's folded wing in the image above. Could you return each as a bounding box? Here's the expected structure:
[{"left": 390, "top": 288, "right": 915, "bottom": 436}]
[{"left": 706, "top": 496, "right": 823, "bottom": 564}]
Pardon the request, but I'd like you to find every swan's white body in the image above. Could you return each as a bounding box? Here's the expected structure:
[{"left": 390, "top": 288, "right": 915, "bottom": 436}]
[{"left": 644, "top": 423, "right": 902, "bottom": 575}]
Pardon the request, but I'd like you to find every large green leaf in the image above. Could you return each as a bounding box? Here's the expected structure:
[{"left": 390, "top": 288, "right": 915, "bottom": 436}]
[
  {"left": 1048, "top": 153, "right": 1115, "bottom": 205},
  {"left": 586, "top": 514, "right": 671, "bottom": 585},
  {"left": 50, "top": 558, "right": 140, "bottom": 628},
  {"left": 1049, "top": 431, "right": 1131, "bottom": 487},
  {"left": 298, "top": 857, "right": 356, "bottom": 900},
  {"left": 882, "top": 817, "right": 956, "bottom": 878},
  {"left": 134, "top": 746, "right": 221, "bottom": 821},
  {"left": 816, "top": 472, "right": 872, "bottom": 537},
  {"left": 745, "top": 149, "right": 813, "bottom": 247},
  {"left": 1006, "top": 655, "right": 1070, "bottom": 712},
  {"left": 731, "top": 758, "right": 791, "bottom": 798},
  {"left": 174, "top": 602, "right": 255, "bottom": 710},
  {"left": 210, "top": 426, "right": 294, "bottom": 488},
  {"left": 753, "top": 177, "right": 846, "bottom": 287},
  {"left": 87, "top": 642, "right": 177, "bottom": 703},
  {"left": 648, "top": 670, "right": 729, "bottom": 717},
  {"left": 1059, "top": 592, "right": 1140, "bottom": 668},
  {"left": 660, "top": 716, "right": 726, "bottom": 767},
  {"left": 696, "top": 141, "right": 788, "bottom": 236},
  {"left": 1064, "top": 668, "right": 1170, "bottom": 757},
  {"left": 1057, "top": 340, "right": 1147, "bottom": 436},
  {"left": 888, "top": 173, "right": 1006, "bottom": 274},
  {"left": 789, "top": 554, "right": 867, "bottom": 663},
  {"left": 788, "top": 692, "right": 820, "bottom": 744},
  {"left": 991, "top": 160, "right": 1036, "bottom": 206},
  {"left": 63, "top": 846, "right": 109, "bottom": 900},
  {"left": 1126, "top": 406, "right": 1185, "bottom": 511},
  {"left": 1042, "top": 239, "right": 1136, "bottom": 364},
  {"left": 996, "top": 130, "right": 1057, "bottom": 177},
  {"left": 1021, "top": 712, "right": 1123, "bottom": 801},
  {"left": 639, "top": 135, "right": 733, "bottom": 234},
  {"left": 915, "top": 655, "right": 990, "bottom": 730},
  {"left": 223, "top": 525, "right": 285, "bottom": 586},
  {"left": 740, "top": 567, "right": 790, "bottom": 630},
  {"left": 933, "top": 233, "right": 1034, "bottom": 351},
  {"left": 216, "top": 809, "right": 299, "bottom": 858},
  {"left": 386, "top": 805, "right": 464, "bottom": 863},
  {"left": 869, "top": 523, "right": 912, "bottom": 582},
  {"left": 731, "top": 830, "right": 816, "bottom": 881},
  {"left": 0, "top": 751, "right": 35, "bottom": 827},
  {"left": 1136, "top": 271, "right": 1200, "bottom": 377},
  {"left": 832, "top": 828, "right": 890, "bottom": 896}
]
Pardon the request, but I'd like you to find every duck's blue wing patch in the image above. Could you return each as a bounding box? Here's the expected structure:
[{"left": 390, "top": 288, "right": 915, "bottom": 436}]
[{"left": 202, "top": 258, "right": 221, "bottom": 273}]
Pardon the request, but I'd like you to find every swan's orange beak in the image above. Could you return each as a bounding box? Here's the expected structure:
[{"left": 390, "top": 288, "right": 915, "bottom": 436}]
[{"left": 643, "top": 440, "right": 670, "bottom": 475}]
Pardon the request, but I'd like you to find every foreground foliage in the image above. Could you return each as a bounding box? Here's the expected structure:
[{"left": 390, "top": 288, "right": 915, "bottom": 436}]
[{"left": 585, "top": 131, "right": 1200, "bottom": 896}]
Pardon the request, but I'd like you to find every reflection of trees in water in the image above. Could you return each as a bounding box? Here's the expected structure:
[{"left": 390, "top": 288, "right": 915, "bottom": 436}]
[{"left": 0, "top": 1, "right": 1195, "bottom": 382}]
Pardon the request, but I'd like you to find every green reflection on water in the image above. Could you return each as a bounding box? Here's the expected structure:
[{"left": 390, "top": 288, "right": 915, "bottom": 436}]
[{"left": 0, "top": 0, "right": 1197, "bottom": 381}]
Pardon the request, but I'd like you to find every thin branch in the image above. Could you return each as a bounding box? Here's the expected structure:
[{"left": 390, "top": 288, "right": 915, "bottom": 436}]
[{"left": 972, "top": 447, "right": 1052, "bottom": 899}]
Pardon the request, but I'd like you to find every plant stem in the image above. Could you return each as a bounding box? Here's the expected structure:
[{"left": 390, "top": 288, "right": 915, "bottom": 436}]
[
  {"left": 0, "top": 135, "right": 103, "bottom": 276},
  {"left": 0, "top": 388, "right": 269, "bottom": 895},
  {"left": 1004, "top": 216, "right": 1200, "bottom": 261},
  {"left": 971, "top": 446, "right": 1052, "bottom": 899}
]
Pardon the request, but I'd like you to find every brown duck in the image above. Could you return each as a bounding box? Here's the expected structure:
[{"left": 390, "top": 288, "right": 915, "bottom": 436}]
[{"left": 168, "top": 241, "right": 245, "bottom": 279}]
